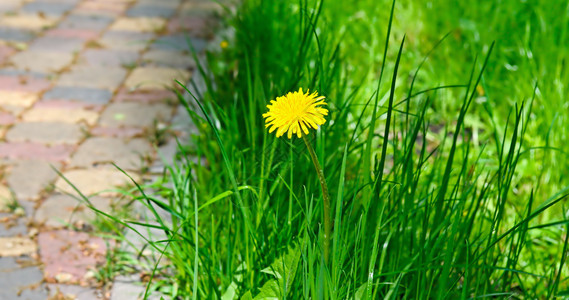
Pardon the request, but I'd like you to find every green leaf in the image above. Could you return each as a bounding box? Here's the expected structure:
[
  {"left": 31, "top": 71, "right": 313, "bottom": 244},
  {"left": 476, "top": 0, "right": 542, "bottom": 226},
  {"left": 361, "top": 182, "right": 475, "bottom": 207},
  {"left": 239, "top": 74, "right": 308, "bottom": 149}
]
[
  {"left": 355, "top": 283, "right": 367, "bottom": 300},
  {"left": 254, "top": 280, "right": 280, "bottom": 300},
  {"left": 256, "top": 244, "right": 301, "bottom": 299},
  {"left": 241, "top": 291, "right": 253, "bottom": 300},
  {"left": 221, "top": 282, "right": 238, "bottom": 300}
]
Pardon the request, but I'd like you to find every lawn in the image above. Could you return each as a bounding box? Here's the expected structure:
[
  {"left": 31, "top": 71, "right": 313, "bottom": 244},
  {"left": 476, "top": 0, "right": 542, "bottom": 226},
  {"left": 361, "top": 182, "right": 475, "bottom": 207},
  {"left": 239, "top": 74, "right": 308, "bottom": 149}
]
[{"left": 110, "top": 0, "right": 569, "bottom": 298}]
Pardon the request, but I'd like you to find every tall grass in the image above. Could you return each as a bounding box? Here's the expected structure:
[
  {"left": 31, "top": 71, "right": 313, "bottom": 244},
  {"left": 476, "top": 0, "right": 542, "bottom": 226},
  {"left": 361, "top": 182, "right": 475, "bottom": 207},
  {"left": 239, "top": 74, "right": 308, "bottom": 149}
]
[{"left": 99, "top": 0, "right": 569, "bottom": 298}]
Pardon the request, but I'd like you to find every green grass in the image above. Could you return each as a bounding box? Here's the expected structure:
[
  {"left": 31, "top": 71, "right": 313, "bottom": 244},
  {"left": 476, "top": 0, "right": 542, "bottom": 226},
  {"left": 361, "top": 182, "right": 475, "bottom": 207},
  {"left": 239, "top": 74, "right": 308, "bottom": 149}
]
[{"left": 90, "top": 0, "right": 569, "bottom": 298}]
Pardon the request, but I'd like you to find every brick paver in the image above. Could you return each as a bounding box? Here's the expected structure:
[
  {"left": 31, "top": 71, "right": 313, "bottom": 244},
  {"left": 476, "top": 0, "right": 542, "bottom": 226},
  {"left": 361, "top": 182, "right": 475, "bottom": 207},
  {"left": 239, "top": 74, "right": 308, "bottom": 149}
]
[{"left": 0, "top": 0, "right": 220, "bottom": 298}]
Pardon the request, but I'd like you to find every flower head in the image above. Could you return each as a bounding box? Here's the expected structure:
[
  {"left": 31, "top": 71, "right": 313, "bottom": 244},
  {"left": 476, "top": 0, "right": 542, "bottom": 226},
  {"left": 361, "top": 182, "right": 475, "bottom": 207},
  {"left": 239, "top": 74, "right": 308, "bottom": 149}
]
[{"left": 263, "top": 88, "right": 328, "bottom": 138}]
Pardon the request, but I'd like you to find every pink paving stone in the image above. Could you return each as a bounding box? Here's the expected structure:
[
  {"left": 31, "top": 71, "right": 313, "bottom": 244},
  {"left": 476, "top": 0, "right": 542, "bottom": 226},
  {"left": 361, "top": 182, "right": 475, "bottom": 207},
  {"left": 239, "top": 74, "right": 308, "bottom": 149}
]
[
  {"left": 0, "top": 75, "right": 51, "bottom": 93},
  {"left": 38, "top": 230, "right": 115, "bottom": 284},
  {"left": 0, "top": 142, "right": 74, "bottom": 162},
  {"left": 43, "top": 28, "right": 100, "bottom": 41},
  {"left": 114, "top": 88, "right": 177, "bottom": 103},
  {"left": 90, "top": 126, "right": 145, "bottom": 138},
  {"left": 0, "top": 112, "right": 16, "bottom": 125},
  {"left": 0, "top": 45, "right": 16, "bottom": 64}
]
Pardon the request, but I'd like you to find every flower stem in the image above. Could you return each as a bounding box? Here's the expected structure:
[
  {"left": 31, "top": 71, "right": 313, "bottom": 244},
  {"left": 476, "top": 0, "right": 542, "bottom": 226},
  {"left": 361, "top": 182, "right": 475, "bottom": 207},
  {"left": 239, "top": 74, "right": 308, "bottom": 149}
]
[{"left": 303, "top": 135, "right": 331, "bottom": 264}]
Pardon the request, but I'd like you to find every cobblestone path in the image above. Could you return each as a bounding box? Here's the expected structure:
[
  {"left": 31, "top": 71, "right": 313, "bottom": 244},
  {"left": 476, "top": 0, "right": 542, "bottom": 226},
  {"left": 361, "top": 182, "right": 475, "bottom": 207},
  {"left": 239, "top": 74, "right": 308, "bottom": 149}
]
[{"left": 0, "top": 0, "right": 219, "bottom": 298}]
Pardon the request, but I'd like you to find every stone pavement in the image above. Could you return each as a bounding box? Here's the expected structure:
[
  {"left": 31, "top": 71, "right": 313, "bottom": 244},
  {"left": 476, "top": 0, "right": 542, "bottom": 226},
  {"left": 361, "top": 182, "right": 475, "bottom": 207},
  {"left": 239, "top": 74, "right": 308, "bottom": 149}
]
[{"left": 0, "top": 0, "right": 220, "bottom": 298}]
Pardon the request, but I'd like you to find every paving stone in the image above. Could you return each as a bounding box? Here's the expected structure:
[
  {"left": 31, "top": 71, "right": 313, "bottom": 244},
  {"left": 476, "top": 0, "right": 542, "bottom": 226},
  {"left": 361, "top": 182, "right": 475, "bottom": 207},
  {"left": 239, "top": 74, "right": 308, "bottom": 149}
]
[
  {"left": 10, "top": 50, "right": 74, "bottom": 73},
  {"left": 0, "top": 45, "right": 16, "bottom": 64},
  {"left": 126, "top": 4, "right": 176, "bottom": 18},
  {"left": 70, "top": 137, "right": 153, "bottom": 170},
  {"left": 0, "top": 14, "right": 58, "bottom": 31},
  {"left": 5, "top": 122, "right": 85, "bottom": 145},
  {"left": 99, "top": 31, "right": 154, "bottom": 51},
  {"left": 42, "top": 0, "right": 83, "bottom": 4},
  {"left": 21, "top": 1, "right": 75, "bottom": 17},
  {"left": 76, "top": 1, "right": 129, "bottom": 16},
  {"left": 110, "top": 275, "right": 146, "bottom": 300},
  {"left": 38, "top": 230, "right": 114, "bottom": 284},
  {"left": 43, "top": 86, "right": 112, "bottom": 104},
  {"left": 33, "top": 100, "right": 104, "bottom": 115},
  {"left": 0, "top": 3, "right": 19, "bottom": 14},
  {"left": 0, "top": 111, "right": 16, "bottom": 126},
  {"left": 43, "top": 28, "right": 100, "bottom": 40},
  {"left": 115, "top": 88, "right": 177, "bottom": 103},
  {"left": 0, "top": 258, "right": 48, "bottom": 299},
  {"left": 137, "top": 0, "right": 180, "bottom": 8},
  {"left": 35, "top": 194, "right": 111, "bottom": 228},
  {"left": 0, "top": 75, "right": 51, "bottom": 93},
  {"left": 55, "top": 167, "right": 140, "bottom": 196},
  {"left": 167, "top": 16, "right": 215, "bottom": 37},
  {"left": 142, "top": 49, "right": 195, "bottom": 68},
  {"left": 0, "top": 214, "right": 28, "bottom": 237},
  {"left": 180, "top": 1, "right": 224, "bottom": 15},
  {"left": 0, "top": 91, "right": 38, "bottom": 107},
  {"left": 90, "top": 126, "right": 145, "bottom": 138},
  {"left": 22, "top": 106, "right": 99, "bottom": 125},
  {"left": 0, "top": 237, "right": 37, "bottom": 256},
  {"left": 0, "top": 142, "right": 74, "bottom": 162},
  {"left": 78, "top": 49, "right": 139, "bottom": 67},
  {"left": 58, "top": 13, "right": 114, "bottom": 30},
  {"left": 151, "top": 34, "right": 207, "bottom": 52},
  {"left": 0, "top": 69, "right": 47, "bottom": 78},
  {"left": 28, "top": 36, "right": 85, "bottom": 52},
  {"left": 109, "top": 17, "right": 167, "bottom": 33},
  {"left": 47, "top": 284, "right": 100, "bottom": 300},
  {"left": 6, "top": 160, "right": 61, "bottom": 201},
  {"left": 125, "top": 67, "right": 191, "bottom": 90},
  {"left": 170, "top": 104, "right": 199, "bottom": 135},
  {"left": 0, "top": 27, "right": 35, "bottom": 42},
  {"left": 99, "top": 102, "right": 173, "bottom": 128},
  {"left": 57, "top": 66, "right": 127, "bottom": 91}
]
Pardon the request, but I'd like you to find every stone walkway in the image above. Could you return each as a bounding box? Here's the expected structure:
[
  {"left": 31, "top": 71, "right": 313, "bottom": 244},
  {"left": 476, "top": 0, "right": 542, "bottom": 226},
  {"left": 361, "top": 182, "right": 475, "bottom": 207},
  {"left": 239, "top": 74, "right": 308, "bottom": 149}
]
[{"left": 0, "top": 0, "right": 219, "bottom": 298}]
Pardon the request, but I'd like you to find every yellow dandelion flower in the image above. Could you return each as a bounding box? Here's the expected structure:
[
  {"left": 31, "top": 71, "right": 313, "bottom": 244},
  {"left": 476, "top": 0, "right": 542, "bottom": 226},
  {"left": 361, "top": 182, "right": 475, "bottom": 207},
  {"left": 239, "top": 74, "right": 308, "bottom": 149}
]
[{"left": 263, "top": 88, "right": 328, "bottom": 139}]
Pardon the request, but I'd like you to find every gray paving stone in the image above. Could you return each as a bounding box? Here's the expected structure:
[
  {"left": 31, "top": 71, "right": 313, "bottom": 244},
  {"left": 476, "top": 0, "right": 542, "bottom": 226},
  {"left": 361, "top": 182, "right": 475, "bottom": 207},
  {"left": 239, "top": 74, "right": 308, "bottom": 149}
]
[
  {"left": 137, "top": 0, "right": 181, "bottom": 8},
  {"left": 127, "top": 4, "right": 176, "bottom": 18},
  {"left": 57, "top": 66, "right": 127, "bottom": 91},
  {"left": 0, "top": 213, "right": 27, "bottom": 237},
  {"left": 28, "top": 36, "right": 85, "bottom": 52},
  {"left": 0, "top": 258, "right": 48, "bottom": 300},
  {"left": 0, "top": 27, "right": 35, "bottom": 42},
  {"left": 142, "top": 49, "right": 195, "bottom": 69},
  {"left": 79, "top": 49, "right": 139, "bottom": 67},
  {"left": 35, "top": 194, "right": 111, "bottom": 228},
  {"left": 110, "top": 274, "right": 168, "bottom": 300},
  {"left": 110, "top": 275, "right": 145, "bottom": 300},
  {"left": 5, "top": 122, "right": 85, "bottom": 145},
  {"left": 21, "top": 1, "right": 75, "bottom": 17},
  {"left": 43, "top": 86, "right": 113, "bottom": 104},
  {"left": 0, "top": 69, "right": 47, "bottom": 79},
  {"left": 70, "top": 137, "right": 153, "bottom": 170},
  {"left": 7, "top": 160, "right": 61, "bottom": 201},
  {"left": 58, "top": 13, "right": 114, "bottom": 30},
  {"left": 100, "top": 31, "right": 155, "bottom": 51},
  {"left": 48, "top": 284, "right": 100, "bottom": 300},
  {"left": 151, "top": 34, "right": 207, "bottom": 52},
  {"left": 0, "top": 3, "right": 19, "bottom": 14},
  {"left": 99, "top": 102, "right": 173, "bottom": 128}
]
